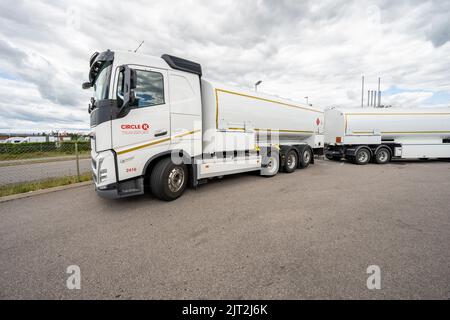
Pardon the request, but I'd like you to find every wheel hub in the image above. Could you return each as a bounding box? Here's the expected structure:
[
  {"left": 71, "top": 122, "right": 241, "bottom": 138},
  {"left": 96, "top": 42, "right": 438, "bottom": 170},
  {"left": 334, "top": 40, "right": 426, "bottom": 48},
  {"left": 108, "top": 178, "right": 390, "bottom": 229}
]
[
  {"left": 287, "top": 154, "right": 296, "bottom": 169},
  {"left": 378, "top": 150, "right": 388, "bottom": 162},
  {"left": 168, "top": 167, "right": 185, "bottom": 193},
  {"left": 358, "top": 150, "right": 369, "bottom": 163}
]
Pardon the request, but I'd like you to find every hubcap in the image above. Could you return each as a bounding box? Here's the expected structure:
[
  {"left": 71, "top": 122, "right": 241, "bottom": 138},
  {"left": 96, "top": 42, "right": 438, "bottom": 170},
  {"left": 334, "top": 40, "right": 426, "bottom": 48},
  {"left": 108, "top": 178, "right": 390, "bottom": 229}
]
[
  {"left": 287, "top": 153, "right": 296, "bottom": 169},
  {"left": 303, "top": 150, "right": 311, "bottom": 164},
  {"left": 168, "top": 167, "right": 185, "bottom": 193},
  {"left": 358, "top": 150, "right": 369, "bottom": 163},
  {"left": 378, "top": 150, "right": 388, "bottom": 162}
]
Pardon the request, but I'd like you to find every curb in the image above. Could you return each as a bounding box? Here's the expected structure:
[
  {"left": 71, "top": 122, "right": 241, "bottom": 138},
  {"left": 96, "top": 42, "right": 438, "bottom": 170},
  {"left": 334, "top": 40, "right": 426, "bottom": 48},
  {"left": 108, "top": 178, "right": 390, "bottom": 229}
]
[{"left": 0, "top": 181, "right": 94, "bottom": 203}]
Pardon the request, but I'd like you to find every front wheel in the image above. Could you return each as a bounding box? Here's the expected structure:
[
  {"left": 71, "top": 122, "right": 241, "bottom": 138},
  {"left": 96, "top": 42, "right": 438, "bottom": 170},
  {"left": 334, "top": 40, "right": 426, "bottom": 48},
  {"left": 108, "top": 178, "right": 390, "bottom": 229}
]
[{"left": 150, "top": 158, "right": 188, "bottom": 201}]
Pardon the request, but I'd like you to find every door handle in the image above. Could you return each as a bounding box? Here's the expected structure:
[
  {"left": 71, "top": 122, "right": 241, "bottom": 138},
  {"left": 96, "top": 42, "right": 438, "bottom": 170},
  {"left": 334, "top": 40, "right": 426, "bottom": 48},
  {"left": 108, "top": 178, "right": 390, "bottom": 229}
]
[{"left": 154, "top": 130, "right": 168, "bottom": 137}]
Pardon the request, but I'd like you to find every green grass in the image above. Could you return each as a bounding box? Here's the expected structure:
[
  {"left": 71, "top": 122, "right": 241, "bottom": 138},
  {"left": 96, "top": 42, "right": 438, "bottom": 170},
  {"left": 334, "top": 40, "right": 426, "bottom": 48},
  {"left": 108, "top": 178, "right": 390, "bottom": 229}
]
[
  {"left": 0, "top": 173, "right": 92, "bottom": 198},
  {"left": 0, "top": 151, "right": 91, "bottom": 161}
]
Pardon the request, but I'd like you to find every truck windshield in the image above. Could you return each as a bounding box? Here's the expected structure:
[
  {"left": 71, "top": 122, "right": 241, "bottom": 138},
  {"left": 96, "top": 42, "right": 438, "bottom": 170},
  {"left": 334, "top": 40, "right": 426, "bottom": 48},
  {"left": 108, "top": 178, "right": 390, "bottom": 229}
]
[{"left": 93, "top": 63, "right": 112, "bottom": 101}]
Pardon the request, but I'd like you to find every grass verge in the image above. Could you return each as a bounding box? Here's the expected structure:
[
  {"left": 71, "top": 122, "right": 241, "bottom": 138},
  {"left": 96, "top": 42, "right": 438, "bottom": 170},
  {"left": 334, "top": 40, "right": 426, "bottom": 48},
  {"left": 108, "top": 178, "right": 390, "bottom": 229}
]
[
  {"left": 0, "top": 173, "right": 92, "bottom": 198},
  {"left": 0, "top": 151, "right": 90, "bottom": 161}
]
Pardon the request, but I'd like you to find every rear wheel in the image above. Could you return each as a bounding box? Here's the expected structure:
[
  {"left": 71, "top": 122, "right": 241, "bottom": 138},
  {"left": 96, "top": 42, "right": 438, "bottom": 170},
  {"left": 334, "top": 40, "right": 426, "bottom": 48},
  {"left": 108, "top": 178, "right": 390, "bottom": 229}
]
[
  {"left": 261, "top": 151, "right": 280, "bottom": 177},
  {"left": 299, "top": 147, "right": 313, "bottom": 168},
  {"left": 283, "top": 149, "right": 298, "bottom": 173},
  {"left": 150, "top": 157, "right": 188, "bottom": 201},
  {"left": 354, "top": 148, "right": 371, "bottom": 165},
  {"left": 374, "top": 147, "right": 391, "bottom": 164}
]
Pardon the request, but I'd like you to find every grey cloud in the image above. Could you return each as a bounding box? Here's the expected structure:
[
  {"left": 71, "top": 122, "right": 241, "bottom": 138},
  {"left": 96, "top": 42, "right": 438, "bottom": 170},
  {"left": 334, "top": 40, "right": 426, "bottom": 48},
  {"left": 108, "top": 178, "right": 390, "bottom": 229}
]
[
  {"left": 0, "top": 39, "right": 84, "bottom": 106},
  {"left": 427, "top": 13, "right": 450, "bottom": 47},
  {"left": 0, "top": 0, "right": 449, "bottom": 131}
]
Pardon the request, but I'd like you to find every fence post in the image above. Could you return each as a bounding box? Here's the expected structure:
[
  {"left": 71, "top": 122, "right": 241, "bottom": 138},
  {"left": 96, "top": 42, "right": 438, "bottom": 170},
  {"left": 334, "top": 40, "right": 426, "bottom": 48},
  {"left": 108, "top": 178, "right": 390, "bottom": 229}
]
[{"left": 75, "top": 141, "right": 80, "bottom": 182}]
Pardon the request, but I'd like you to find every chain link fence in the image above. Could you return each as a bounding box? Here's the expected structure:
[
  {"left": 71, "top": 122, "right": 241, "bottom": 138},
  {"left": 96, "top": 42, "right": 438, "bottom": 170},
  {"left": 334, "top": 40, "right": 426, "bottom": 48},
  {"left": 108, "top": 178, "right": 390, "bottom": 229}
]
[{"left": 0, "top": 141, "right": 92, "bottom": 195}]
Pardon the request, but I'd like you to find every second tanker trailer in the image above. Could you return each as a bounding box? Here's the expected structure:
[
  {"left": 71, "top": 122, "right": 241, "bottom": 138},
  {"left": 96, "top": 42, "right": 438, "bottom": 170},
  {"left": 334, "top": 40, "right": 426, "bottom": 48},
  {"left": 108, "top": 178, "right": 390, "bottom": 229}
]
[{"left": 324, "top": 108, "right": 450, "bottom": 165}]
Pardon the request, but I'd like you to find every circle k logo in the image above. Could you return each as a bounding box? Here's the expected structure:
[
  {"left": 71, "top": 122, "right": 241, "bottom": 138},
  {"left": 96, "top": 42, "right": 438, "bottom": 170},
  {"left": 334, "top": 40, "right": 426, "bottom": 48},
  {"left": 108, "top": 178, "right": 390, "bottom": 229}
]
[{"left": 121, "top": 123, "right": 150, "bottom": 131}]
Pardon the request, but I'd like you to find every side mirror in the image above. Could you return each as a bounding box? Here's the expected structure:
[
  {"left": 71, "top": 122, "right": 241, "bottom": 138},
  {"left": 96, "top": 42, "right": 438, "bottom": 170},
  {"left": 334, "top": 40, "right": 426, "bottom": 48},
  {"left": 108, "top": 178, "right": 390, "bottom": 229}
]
[
  {"left": 82, "top": 82, "right": 92, "bottom": 90},
  {"left": 118, "top": 66, "right": 137, "bottom": 112}
]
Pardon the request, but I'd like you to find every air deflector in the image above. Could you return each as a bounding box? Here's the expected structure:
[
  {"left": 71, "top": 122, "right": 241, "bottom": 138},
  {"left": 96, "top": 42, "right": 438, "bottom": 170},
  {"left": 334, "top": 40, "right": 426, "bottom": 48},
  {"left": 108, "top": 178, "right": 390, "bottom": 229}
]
[{"left": 161, "top": 54, "right": 202, "bottom": 76}]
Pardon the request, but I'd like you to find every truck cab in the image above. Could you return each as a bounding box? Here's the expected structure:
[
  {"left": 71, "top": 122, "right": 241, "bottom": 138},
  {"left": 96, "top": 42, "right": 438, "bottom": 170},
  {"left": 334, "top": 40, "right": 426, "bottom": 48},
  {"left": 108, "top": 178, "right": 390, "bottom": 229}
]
[{"left": 84, "top": 50, "right": 203, "bottom": 199}]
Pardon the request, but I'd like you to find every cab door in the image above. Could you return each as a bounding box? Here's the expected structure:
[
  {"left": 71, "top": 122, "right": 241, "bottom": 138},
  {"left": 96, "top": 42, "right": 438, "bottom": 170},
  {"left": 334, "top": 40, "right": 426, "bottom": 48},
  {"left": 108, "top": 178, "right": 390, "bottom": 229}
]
[{"left": 112, "top": 66, "right": 170, "bottom": 155}]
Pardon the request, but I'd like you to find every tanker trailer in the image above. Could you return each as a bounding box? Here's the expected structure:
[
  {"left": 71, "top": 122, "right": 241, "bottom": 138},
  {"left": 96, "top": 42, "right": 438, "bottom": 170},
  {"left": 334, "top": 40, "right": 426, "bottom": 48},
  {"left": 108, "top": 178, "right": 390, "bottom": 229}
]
[
  {"left": 324, "top": 107, "right": 450, "bottom": 165},
  {"left": 83, "top": 50, "right": 324, "bottom": 201}
]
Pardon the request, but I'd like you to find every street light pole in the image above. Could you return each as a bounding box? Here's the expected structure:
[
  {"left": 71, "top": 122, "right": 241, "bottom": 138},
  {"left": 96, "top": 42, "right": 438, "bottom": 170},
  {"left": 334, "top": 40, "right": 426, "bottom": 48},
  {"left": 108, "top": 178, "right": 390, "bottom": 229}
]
[{"left": 254, "top": 80, "right": 262, "bottom": 92}]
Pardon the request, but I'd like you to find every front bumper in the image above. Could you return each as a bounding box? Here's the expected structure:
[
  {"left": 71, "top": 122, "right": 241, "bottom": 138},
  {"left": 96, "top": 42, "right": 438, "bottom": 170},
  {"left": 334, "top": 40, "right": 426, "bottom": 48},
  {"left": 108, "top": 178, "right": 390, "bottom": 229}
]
[{"left": 96, "top": 177, "right": 145, "bottom": 199}]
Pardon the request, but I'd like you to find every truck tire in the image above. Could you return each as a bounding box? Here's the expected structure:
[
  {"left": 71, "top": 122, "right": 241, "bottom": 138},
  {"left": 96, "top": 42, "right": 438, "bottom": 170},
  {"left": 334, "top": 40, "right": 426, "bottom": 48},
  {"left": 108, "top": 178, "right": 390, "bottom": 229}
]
[
  {"left": 374, "top": 147, "right": 391, "bottom": 164},
  {"left": 261, "top": 151, "right": 280, "bottom": 177},
  {"left": 283, "top": 149, "right": 298, "bottom": 173},
  {"left": 354, "top": 148, "right": 371, "bottom": 165},
  {"left": 150, "top": 157, "right": 188, "bottom": 201},
  {"left": 299, "top": 147, "right": 313, "bottom": 168}
]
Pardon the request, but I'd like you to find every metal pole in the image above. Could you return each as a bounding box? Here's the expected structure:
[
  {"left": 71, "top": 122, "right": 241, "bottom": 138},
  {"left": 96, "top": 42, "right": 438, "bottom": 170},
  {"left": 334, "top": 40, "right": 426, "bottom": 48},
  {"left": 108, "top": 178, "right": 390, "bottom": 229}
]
[
  {"left": 75, "top": 141, "right": 80, "bottom": 182},
  {"left": 367, "top": 90, "right": 370, "bottom": 107},
  {"left": 373, "top": 90, "right": 376, "bottom": 107},
  {"left": 377, "top": 77, "right": 381, "bottom": 107},
  {"left": 361, "top": 76, "right": 365, "bottom": 108}
]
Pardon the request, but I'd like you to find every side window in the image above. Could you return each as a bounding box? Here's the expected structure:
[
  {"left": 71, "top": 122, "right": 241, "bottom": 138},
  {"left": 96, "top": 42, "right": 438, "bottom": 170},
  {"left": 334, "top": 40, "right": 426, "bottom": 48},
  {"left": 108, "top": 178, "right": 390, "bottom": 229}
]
[{"left": 133, "top": 70, "right": 165, "bottom": 108}]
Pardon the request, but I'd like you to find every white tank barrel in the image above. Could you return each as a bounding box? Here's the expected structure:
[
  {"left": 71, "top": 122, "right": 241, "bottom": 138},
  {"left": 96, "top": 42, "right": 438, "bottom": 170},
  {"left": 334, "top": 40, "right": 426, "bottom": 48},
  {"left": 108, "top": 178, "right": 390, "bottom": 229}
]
[
  {"left": 326, "top": 108, "right": 450, "bottom": 143},
  {"left": 201, "top": 79, "right": 324, "bottom": 153}
]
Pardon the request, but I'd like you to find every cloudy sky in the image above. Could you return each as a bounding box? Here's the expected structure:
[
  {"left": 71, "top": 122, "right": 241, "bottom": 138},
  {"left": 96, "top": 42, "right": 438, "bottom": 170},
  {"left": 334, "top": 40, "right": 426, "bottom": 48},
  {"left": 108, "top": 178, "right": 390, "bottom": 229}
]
[{"left": 0, "top": 0, "right": 449, "bottom": 132}]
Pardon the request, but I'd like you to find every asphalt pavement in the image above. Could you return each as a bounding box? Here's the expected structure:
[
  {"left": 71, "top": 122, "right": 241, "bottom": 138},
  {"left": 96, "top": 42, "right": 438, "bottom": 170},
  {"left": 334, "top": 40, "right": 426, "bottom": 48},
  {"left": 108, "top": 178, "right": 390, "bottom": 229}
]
[{"left": 0, "top": 159, "right": 449, "bottom": 299}]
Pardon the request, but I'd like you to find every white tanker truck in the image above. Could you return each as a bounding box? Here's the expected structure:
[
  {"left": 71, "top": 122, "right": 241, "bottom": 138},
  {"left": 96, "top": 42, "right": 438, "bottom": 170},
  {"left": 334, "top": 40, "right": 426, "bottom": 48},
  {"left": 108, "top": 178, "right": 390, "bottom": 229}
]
[
  {"left": 324, "top": 108, "right": 450, "bottom": 165},
  {"left": 83, "top": 50, "right": 324, "bottom": 200}
]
